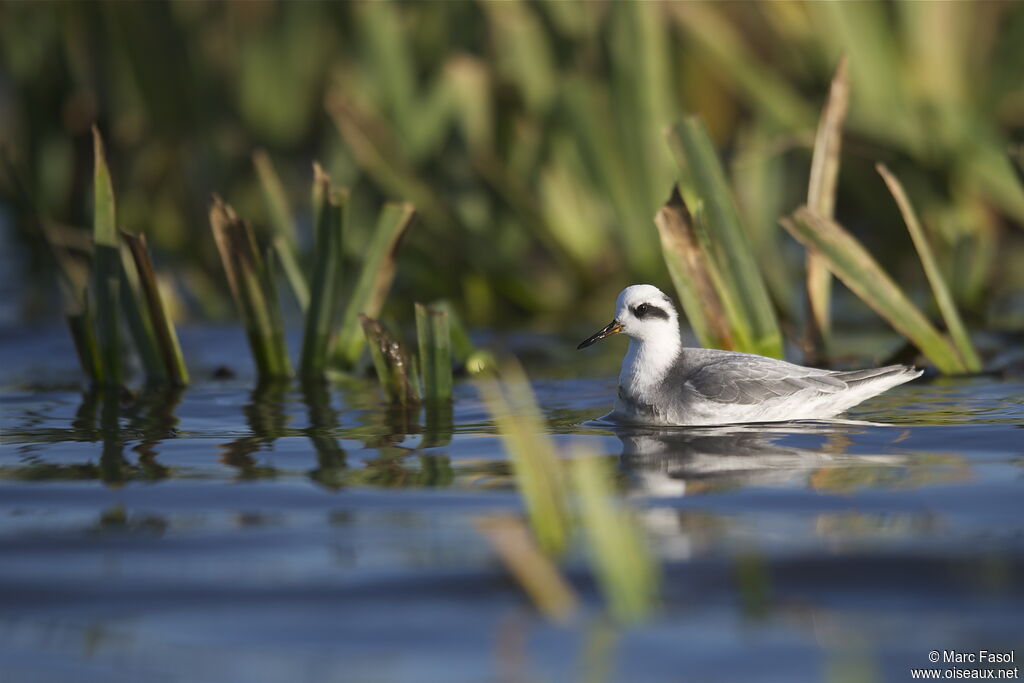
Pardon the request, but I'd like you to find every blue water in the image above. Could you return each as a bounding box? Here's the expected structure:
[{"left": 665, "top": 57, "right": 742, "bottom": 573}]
[{"left": 1, "top": 326, "right": 1022, "bottom": 682}]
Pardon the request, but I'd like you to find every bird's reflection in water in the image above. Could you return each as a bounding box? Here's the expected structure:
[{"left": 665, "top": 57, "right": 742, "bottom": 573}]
[{"left": 612, "top": 421, "right": 908, "bottom": 497}]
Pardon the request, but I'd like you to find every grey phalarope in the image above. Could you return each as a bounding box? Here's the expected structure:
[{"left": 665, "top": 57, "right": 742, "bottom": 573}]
[{"left": 578, "top": 284, "right": 922, "bottom": 426}]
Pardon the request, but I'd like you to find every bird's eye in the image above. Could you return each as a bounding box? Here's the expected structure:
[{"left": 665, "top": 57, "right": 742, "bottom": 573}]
[{"left": 635, "top": 303, "right": 649, "bottom": 317}]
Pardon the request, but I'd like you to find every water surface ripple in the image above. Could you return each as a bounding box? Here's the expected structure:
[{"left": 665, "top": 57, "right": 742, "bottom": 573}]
[{"left": 1, "top": 331, "right": 1022, "bottom": 682}]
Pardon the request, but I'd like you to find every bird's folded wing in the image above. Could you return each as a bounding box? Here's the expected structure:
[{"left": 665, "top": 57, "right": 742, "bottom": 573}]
[{"left": 682, "top": 358, "right": 846, "bottom": 405}]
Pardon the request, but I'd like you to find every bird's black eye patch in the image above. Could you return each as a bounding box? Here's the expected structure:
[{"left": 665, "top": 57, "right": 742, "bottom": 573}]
[{"left": 631, "top": 303, "right": 668, "bottom": 320}]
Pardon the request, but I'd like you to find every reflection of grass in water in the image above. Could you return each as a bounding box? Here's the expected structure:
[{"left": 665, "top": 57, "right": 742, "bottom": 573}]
[
  {"left": 93, "top": 504, "right": 167, "bottom": 535},
  {"left": 735, "top": 552, "right": 771, "bottom": 619},
  {"left": 1, "top": 387, "right": 185, "bottom": 484},
  {"left": 342, "top": 448, "right": 454, "bottom": 488},
  {"left": 218, "top": 380, "right": 290, "bottom": 480},
  {"left": 1, "top": 463, "right": 104, "bottom": 482},
  {"left": 302, "top": 378, "right": 347, "bottom": 489},
  {"left": 808, "top": 454, "right": 971, "bottom": 493},
  {"left": 814, "top": 512, "right": 944, "bottom": 540}
]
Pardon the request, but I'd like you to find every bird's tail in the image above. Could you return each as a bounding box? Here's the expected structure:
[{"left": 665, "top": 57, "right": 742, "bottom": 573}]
[{"left": 832, "top": 364, "right": 923, "bottom": 388}]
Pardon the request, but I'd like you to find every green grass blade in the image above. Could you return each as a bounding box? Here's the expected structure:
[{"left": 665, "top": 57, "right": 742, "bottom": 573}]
[
  {"left": 415, "top": 303, "right": 435, "bottom": 400},
  {"left": 119, "top": 237, "right": 167, "bottom": 384},
  {"left": 876, "top": 164, "right": 981, "bottom": 372},
  {"left": 355, "top": 2, "right": 416, "bottom": 137},
  {"left": 331, "top": 202, "right": 416, "bottom": 369},
  {"left": 359, "top": 314, "right": 419, "bottom": 406},
  {"left": 812, "top": 1, "right": 915, "bottom": 150},
  {"left": 476, "top": 359, "right": 570, "bottom": 557},
  {"left": 428, "top": 300, "right": 494, "bottom": 375},
  {"left": 780, "top": 207, "right": 967, "bottom": 374},
  {"left": 606, "top": 2, "right": 677, "bottom": 266},
  {"left": 3, "top": 144, "right": 107, "bottom": 383},
  {"left": 210, "top": 201, "right": 262, "bottom": 375},
  {"left": 667, "top": 117, "right": 783, "bottom": 358},
  {"left": 445, "top": 56, "right": 492, "bottom": 152},
  {"left": 415, "top": 303, "right": 452, "bottom": 403},
  {"left": 427, "top": 300, "right": 474, "bottom": 364},
  {"left": 563, "top": 77, "right": 657, "bottom": 274},
  {"left": 480, "top": 1, "right": 556, "bottom": 114},
  {"left": 429, "top": 308, "right": 452, "bottom": 401},
  {"left": 300, "top": 168, "right": 347, "bottom": 380},
  {"left": 805, "top": 56, "right": 850, "bottom": 343},
  {"left": 326, "top": 92, "right": 453, "bottom": 229},
  {"left": 730, "top": 123, "right": 794, "bottom": 322},
  {"left": 259, "top": 246, "right": 292, "bottom": 379},
  {"left": 66, "top": 309, "right": 103, "bottom": 385},
  {"left": 654, "top": 185, "right": 733, "bottom": 349},
  {"left": 1, "top": 151, "right": 93, "bottom": 318},
  {"left": 253, "top": 149, "right": 297, "bottom": 245},
  {"left": 667, "top": 3, "right": 812, "bottom": 130},
  {"left": 253, "top": 150, "right": 309, "bottom": 311},
  {"left": 274, "top": 233, "right": 309, "bottom": 312},
  {"left": 91, "top": 126, "right": 121, "bottom": 387},
  {"left": 121, "top": 233, "right": 189, "bottom": 386},
  {"left": 210, "top": 197, "right": 292, "bottom": 381},
  {"left": 570, "top": 451, "right": 659, "bottom": 623}
]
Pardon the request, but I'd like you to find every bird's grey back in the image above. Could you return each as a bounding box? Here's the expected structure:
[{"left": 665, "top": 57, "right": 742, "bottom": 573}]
[{"left": 658, "top": 348, "right": 916, "bottom": 407}]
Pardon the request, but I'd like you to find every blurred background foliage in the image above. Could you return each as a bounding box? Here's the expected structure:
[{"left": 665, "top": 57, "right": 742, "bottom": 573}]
[{"left": 2, "top": 0, "right": 1023, "bottom": 336}]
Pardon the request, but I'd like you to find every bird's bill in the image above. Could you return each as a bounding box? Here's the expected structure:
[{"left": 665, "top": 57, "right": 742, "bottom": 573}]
[{"left": 577, "top": 320, "right": 623, "bottom": 349}]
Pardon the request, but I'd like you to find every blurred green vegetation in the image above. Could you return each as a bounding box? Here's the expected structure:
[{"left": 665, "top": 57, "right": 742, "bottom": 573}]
[{"left": 2, "top": 1, "right": 1024, "bottom": 335}]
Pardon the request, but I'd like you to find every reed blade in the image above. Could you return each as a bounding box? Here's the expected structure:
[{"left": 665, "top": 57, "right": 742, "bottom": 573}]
[
  {"left": 563, "top": 77, "right": 657, "bottom": 275},
  {"left": 359, "top": 314, "right": 419, "bottom": 406},
  {"left": 260, "top": 246, "right": 292, "bottom": 379},
  {"left": 780, "top": 207, "right": 967, "bottom": 374},
  {"left": 731, "top": 124, "right": 793, "bottom": 323},
  {"left": 805, "top": 56, "right": 850, "bottom": 344},
  {"left": 876, "top": 163, "right": 981, "bottom": 372},
  {"left": 326, "top": 92, "right": 452, "bottom": 229},
  {"left": 417, "top": 303, "right": 454, "bottom": 443},
  {"left": 667, "top": 3, "right": 812, "bottom": 130},
  {"left": 253, "top": 150, "right": 298, "bottom": 245},
  {"left": 122, "top": 232, "right": 189, "bottom": 386},
  {"left": 66, "top": 309, "right": 103, "bottom": 385},
  {"left": 210, "top": 197, "right": 292, "bottom": 381},
  {"left": 331, "top": 202, "right": 416, "bottom": 369},
  {"left": 119, "top": 238, "right": 167, "bottom": 384},
  {"left": 428, "top": 299, "right": 494, "bottom": 375},
  {"left": 667, "top": 117, "right": 783, "bottom": 358},
  {"left": 253, "top": 150, "right": 309, "bottom": 311},
  {"left": 570, "top": 451, "right": 659, "bottom": 623},
  {"left": 415, "top": 303, "right": 453, "bottom": 403},
  {"left": 427, "top": 300, "right": 473, "bottom": 364},
  {"left": 476, "top": 359, "right": 570, "bottom": 557},
  {"left": 300, "top": 167, "right": 347, "bottom": 380},
  {"left": 655, "top": 184, "right": 733, "bottom": 349},
  {"left": 91, "top": 126, "right": 121, "bottom": 387}
]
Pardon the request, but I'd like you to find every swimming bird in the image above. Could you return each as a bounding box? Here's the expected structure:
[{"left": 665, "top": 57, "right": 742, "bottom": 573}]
[{"left": 577, "top": 284, "right": 922, "bottom": 426}]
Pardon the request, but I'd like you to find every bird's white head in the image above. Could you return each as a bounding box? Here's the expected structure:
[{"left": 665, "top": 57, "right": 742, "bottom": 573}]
[
  {"left": 577, "top": 284, "right": 680, "bottom": 349},
  {"left": 614, "top": 284, "right": 679, "bottom": 341}
]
